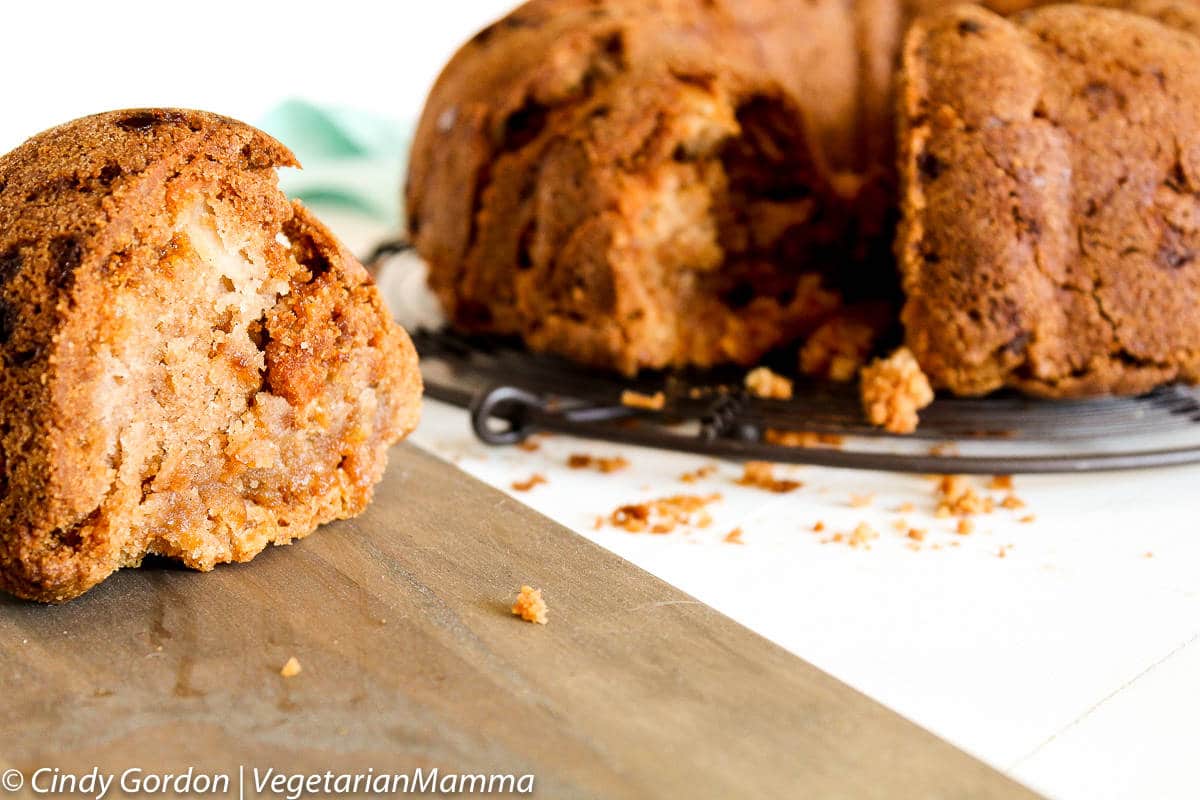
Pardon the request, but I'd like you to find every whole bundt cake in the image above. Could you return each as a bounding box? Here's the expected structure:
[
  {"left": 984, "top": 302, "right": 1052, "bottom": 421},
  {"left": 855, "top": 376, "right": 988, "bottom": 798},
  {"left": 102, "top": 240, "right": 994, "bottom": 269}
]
[{"left": 407, "top": 0, "right": 1200, "bottom": 404}]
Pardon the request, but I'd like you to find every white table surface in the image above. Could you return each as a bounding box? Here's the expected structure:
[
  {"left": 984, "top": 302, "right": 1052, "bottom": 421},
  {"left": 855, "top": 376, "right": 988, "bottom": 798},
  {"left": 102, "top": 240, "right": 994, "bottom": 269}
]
[{"left": 331, "top": 210, "right": 1200, "bottom": 800}]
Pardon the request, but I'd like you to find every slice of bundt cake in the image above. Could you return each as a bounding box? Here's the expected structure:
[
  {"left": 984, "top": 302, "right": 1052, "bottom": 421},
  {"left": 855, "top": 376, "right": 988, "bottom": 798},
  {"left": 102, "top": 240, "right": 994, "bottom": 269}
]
[
  {"left": 898, "top": 3, "right": 1200, "bottom": 396},
  {"left": 0, "top": 109, "right": 422, "bottom": 602}
]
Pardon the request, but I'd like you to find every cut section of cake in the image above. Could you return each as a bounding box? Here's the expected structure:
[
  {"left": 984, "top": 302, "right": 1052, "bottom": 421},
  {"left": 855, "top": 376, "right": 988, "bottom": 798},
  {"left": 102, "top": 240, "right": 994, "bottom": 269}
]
[
  {"left": 406, "top": 0, "right": 899, "bottom": 376},
  {"left": 0, "top": 109, "right": 422, "bottom": 602}
]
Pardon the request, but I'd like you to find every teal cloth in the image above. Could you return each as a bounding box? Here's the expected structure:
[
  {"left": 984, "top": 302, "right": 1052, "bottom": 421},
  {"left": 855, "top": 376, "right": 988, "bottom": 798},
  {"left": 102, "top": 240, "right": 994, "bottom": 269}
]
[{"left": 257, "top": 100, "right": 410, "bottom": 224}]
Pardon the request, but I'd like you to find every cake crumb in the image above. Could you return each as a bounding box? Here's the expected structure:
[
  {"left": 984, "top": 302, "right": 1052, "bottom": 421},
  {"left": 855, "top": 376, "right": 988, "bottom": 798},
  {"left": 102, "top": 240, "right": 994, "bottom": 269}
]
[
  {"left": 737, "top": 462, "right": 802, "bottom": 493},
  {"left": 812, "top": 521, "right": 826, "bottom": 533},
  {"left": 997, "top": 545, "right": 1012, "bottom": 559},
  {"left": 516, "top": 438, "right": 541, "bottom": 453},
  {"left": 280, "top": 657, "right": 302, "bottom": 678},
  {"left": 799, "top": 309, "right": 886, "bottom": 382},
  {"left": 956, "top": 518, "right": 975, "bottom": 535},
  {"left": 609, "top": 494, "right": 722, "bottom": 534},
  {"left": 936, "top": 475, "right": 994, "bottom": 517},
  {"left": 568, "top": 453, "right": 630, "bottom": 473},
  {"left": 1019, "top": 514, "right": 1037, "bottom": 524},
  {"left": 896, "top": 502, "right": 916, "bottom": 513},
  {"left": 907, "top": 528, "right": 927, "bottom": 542},
  {"left": 723, "top": 528, "right": 745, "bottom": 545},
  {"left": 848, "top": 523, "right": 879, "bottom": 549},
  {"left": 680, "top": 464, "right": 717, "bottom": 483},
  {"left": 764, "top": 429, "right": 845, "bottom": 449},
  {"left": 1000, "top": 494, "right": 1026, "bottom": 510},
  {"left": 989, "top": 475, "right": 1014, "bottom": 491},
  {"left": 848, "top": 493, "right": 874, "bottom": 508},
  {"left": 745, "top": 367, "right": 794, "bottom": 400},
  {"left": 512, "top": 586, "right": 548, "bottom": 625},
  {"left": 621, "top": 390, "right": 665, "bottom": 410},
  {"left": 511, "top": 474, "right": 548, "bottom": 492},
  {"left": 860, "top": 347, "right": 934, "bottom": 434}
]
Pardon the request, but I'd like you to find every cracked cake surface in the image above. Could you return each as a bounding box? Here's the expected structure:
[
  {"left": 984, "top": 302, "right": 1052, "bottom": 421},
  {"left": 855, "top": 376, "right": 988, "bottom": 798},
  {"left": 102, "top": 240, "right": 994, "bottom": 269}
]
[
  {"left": 898, "top": 3, "right": 1200, "bottom": 396},
  {"left": 0, "top": 109, "right": 422, "bottom": 602}
]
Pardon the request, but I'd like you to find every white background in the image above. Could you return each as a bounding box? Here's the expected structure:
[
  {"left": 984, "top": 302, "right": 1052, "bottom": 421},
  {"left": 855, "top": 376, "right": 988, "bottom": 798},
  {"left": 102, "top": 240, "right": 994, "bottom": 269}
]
[
  {"left": 6, "top": 3, "right": 1200, "bottom": 799},
  {"left": 0, "top": 1, "right": 515, "bottom": 152}
]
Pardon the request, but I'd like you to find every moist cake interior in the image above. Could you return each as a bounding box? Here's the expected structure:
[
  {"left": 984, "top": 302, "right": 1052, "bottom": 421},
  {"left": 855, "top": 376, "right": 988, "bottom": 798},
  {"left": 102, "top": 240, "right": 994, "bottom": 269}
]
[{"left": 73, "top": 183, "right": 395, "bottom": 573}]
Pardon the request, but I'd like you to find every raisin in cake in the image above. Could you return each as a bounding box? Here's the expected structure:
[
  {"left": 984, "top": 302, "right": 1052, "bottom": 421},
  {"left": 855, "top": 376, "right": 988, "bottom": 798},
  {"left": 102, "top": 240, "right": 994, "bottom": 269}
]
[{"left": 0, "top": 109, "right": 422, "bottom": 602}]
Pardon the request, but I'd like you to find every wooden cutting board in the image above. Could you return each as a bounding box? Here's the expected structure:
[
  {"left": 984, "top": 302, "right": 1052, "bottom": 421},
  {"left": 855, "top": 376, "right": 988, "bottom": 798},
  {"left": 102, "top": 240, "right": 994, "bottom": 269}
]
[{"left": 0, "top": 444, "right": 1039, "bottom": 799}]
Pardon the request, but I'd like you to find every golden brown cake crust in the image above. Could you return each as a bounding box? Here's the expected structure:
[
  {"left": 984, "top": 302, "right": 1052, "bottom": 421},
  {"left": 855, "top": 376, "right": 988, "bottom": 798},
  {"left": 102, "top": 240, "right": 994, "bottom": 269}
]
[
  {"left": 412, "top": 0, "right": 1200, "bottom": 395},
  {"left": 407, "top": 0, "right": 899, "bottom": 376},
  {"left": 898, "top": 4, "right": 1200, "bottom": 397},
  {"left": 0, "top": 109, "right": 421, "bottom": 602}
]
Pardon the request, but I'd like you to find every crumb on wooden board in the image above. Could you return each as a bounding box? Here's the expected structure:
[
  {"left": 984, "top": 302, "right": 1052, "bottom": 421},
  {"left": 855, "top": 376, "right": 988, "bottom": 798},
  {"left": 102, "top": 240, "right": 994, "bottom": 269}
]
[{"left": 512, "top": 585, "right": 548, "bottom": 625}]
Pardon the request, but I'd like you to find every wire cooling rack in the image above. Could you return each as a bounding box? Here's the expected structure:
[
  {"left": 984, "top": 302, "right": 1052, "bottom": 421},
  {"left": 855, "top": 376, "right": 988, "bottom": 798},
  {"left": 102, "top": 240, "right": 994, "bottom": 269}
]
[
  {"left": 371, "top": 240, "right": 1200, "bottom": 475},
  {"left": 411, "top": 327, "right": 1200, "bottom": 475}
]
